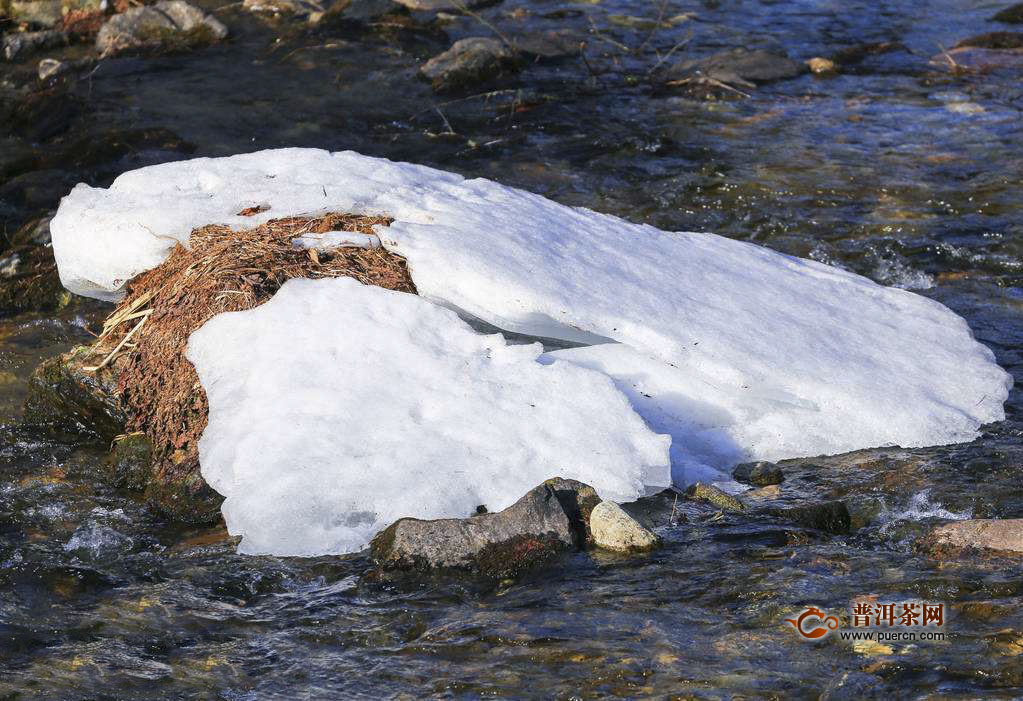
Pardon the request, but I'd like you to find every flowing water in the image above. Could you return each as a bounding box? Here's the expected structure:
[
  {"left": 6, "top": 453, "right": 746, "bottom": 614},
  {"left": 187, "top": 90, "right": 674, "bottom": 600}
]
[{"left": 3, "top": 0, "right": 1023, "bottom": 697}]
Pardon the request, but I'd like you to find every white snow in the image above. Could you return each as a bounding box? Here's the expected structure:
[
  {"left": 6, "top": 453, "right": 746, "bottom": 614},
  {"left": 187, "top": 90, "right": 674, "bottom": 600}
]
[
  {"left": 50, "top": 148, "right": 1013, "bottom": 551},
  {"left": 292, "top": 231, "right": 381, "bottom": 251},
  {"left": 540, "top": 341, "right": 994, "bottom": 484},
  {"left": 186, "top": 276, "right": 670, "bottom": 556}
]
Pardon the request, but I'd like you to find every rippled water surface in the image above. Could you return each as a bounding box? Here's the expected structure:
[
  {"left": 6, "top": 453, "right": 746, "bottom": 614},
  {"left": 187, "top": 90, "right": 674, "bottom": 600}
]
[{"left": 4, "top": 0, "right": 1023, "bottom": 697}]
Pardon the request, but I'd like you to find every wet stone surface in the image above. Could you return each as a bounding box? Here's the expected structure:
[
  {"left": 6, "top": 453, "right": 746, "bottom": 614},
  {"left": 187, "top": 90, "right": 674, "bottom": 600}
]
[{"left": 3, "top": 0, "right": 1023, "bottom": 696}]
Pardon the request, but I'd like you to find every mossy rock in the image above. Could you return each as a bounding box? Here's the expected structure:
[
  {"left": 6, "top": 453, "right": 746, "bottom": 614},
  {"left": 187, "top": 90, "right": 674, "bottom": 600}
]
[
  {"left": 145, "top": 466, "right": 223, "bottom": 525},
  {"left": 22, "top": 346, "right": 127, "bottom": 441},
  {"left": 104, "top": 432, "right": 154, "bottom": 490},
  {"left": 686, "top": 482, "right": 746, "bottom": 512}
]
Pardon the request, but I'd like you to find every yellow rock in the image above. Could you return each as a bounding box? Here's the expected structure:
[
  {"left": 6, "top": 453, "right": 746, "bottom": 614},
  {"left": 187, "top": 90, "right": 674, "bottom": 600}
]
[
  {"left": 807, "top": 57, "right": 838, "bottom": 74},
  {"left": 852, "top": 640, "right": 894, "bottom": 656}
]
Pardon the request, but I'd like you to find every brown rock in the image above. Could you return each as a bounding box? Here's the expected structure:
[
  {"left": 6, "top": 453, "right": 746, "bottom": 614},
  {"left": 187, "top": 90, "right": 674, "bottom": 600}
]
[
  {"left": 420, "top": 37, "right": 515, "bottom": 91},
  {"left": 930, "top": 519, "right": 1023, "bottom": 553}
]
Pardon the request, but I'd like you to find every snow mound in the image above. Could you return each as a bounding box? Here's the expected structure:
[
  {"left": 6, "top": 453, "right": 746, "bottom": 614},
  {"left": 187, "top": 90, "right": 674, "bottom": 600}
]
[
  {"left": 540, "top": 342, "right": 992, "bottom": 484},
  {"left": 53, "top": 148, "right": 1011, "bottom": 484},
  {"left": 186, "top": 277, "right": 670, "bottom": 556}
]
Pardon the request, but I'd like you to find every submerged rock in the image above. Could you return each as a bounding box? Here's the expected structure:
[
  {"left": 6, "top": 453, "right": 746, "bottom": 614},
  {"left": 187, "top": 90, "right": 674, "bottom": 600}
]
[
  {"left": 420, "top": 37, "right": 516, "bottom": 91},
  {"left": 371, "top": 481, "right": 578, "bottom": 576},
  {"left": 929, "top": 519, "right": 1023, "bottom": 554},
  {"left": 242, "top": 0, "right": 324, "bottom": 16},
  {"left": 732, "top": 461, "right": 784, "bottom": 487},
  {"left": 991, "top": 3, "right": 1023, "bottom": 23},
  {"left": 670, "top": 48, "right": 807, "bottom": 86},
  {"left": 772, "top": 500, "right": 851, "bottom": 535},
  {"left": 514, "top": 30, "right": 579, "bottom": 59},
  {"left": 686, "top": 482, "right": 745, "bottom": 512},
  {"left": 306, "top": 0, "right": 401, "bottom": 21},
  {"left": 95, "top": 0, "right": 228, "bottom": 55},
  {"left": 392, "top": 0, "right": 487, "bottom": 10},
  {"left": 589, "top": 500, "right": 660, "bottom": 552},
  {"left": 3, "top": 29, "right": 68, "bottom": 61},
  {"left": 931, "top": 46, "right": 1023, "bottom": 72},
  {"left": 955, "top": 31, "right": 1023, "bottom": 50}
]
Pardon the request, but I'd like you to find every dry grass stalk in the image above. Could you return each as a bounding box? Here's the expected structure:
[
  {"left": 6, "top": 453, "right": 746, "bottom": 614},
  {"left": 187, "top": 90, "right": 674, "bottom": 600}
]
[{"left": 90, "top": 212, "right": 414, "bottom": 488}]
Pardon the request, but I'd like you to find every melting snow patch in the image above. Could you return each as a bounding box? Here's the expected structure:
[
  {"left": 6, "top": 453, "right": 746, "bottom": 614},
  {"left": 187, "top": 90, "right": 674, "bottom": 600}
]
[
  {"left": 49, "top": 148, "right": 1014, "bottom": 554},
  {"left": 186, "top": 277, "right": 670, "bottom": 556},
  {"left": 291, "top": 231, "right": 381, "bottom": 251}
]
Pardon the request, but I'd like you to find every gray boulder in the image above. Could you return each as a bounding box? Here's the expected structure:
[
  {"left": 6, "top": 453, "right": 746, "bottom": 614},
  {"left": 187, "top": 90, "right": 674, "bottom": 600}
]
[
  {"left": 96, "top": 0, "right": 228, "bottom": 55},
  {"left": 420, "top": 37, "right": 515, "bottom": 91},
  {"left": 3, "top": 29, "right": 67, "bottom": 61},
  {"left": 372, "top": 480, "right": 586, "bottom": 576},
  {"left": 590, "top": 501, "right": 660, "bottom": 552}
]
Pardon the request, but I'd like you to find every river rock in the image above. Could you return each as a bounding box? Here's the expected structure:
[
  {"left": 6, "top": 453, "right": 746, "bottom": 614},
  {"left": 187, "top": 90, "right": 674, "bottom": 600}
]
[
  {"left": 930, "top": 519, "right": 1023, "bottom": 553},
  {"left": 95, "top": 0, "right": 227, "bottom": 55},
  {"left": 686, "top": 482, "right": 745, "bottom": 512},
  {"left": 243, "top": 0, "right": 324, "bottom": 16},
  {"left": 0, "top": 242, "right": 71, "bottom": 314},
  {"left": 806, "top": 56, "right": 837, "bottom": 74},
  {"left": 38, "top": 56, "right": 82, "bottom": 80},
  {"left": 22, "top": 346, "right": 127, "bottom": 440},
  {"left": 393, "top": 0, "right": 487, "bottom": 10},
  {"left": 371, "top": 481, "right": 581, "bottom": 576},
  {"left": 589, "top": 500, "right": 660, "bottom": 552},
  {"left": 420, "top": 37, "right": 515, "bottom": 91},
  {"left": 956, "top": 31, "right": 1023, "bottom": 49},
  {"left": 6, "top": 0, "right": 62, "bottom": 27},
  {"left": 3, "top": 29, "right": 67, "bottom": 61},
  {"left": 329, "top": 0, "right": 402, "bottom": 20},
  {"left": 670, "top": 48, "right": 807, "bottom": 85},
  {"left": 104, "top": 433, "right": 154, "bottom": 490},
  {"left": 772, "top": 500, "right": 851, "bottom": 534},
  {"left": 732, "top": 460, "right": 784, "bottom": 487},
  {"left": 992, "top": 3, "right": 1023, "bottom": 23},
  {"left": 0, "top": 255, "right": 19, "bottom": 277},
  {"left": 514, "top": 29, "right": 579, "bottom": 59},
  {"left": 543, "top": 476, "right": 601, "bottom": 545},
  {"left": 931, "top": 46, "right": 1023, "bottom": 72}
]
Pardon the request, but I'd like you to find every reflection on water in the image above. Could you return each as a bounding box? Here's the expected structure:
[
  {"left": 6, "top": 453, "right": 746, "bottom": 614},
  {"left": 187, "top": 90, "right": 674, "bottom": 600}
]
[{"left": 3, "top": 0, "right": 1023, "bottom": 696}]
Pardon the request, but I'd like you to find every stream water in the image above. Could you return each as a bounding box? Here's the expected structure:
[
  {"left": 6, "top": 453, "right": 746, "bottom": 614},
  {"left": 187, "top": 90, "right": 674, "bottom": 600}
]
[{"left": 3, "top": 0, "right": 1023, "bottom": 697}]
